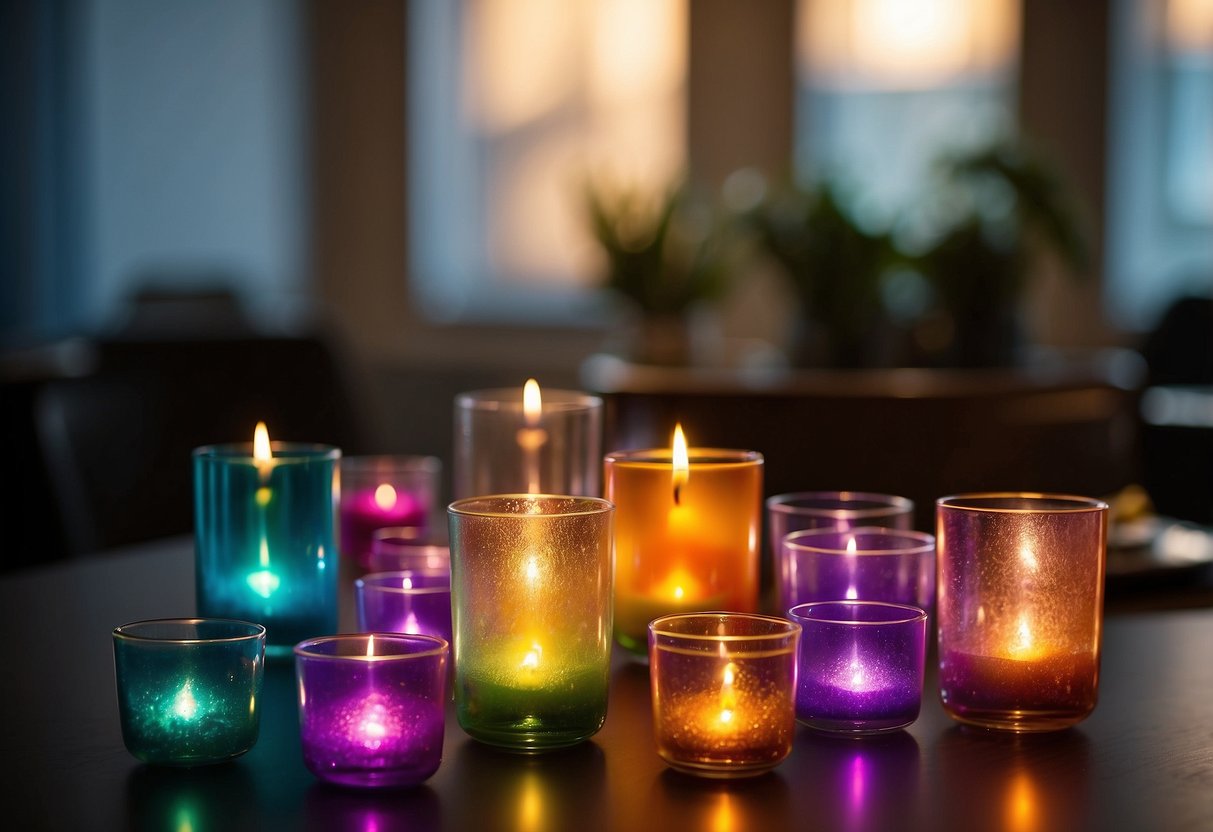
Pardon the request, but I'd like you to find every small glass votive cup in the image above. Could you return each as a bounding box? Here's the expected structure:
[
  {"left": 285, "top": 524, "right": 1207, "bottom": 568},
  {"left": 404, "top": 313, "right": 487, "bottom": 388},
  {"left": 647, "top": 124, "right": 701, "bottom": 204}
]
[
  {"left": 294, "top": 634, "right": 448, "bottom": 789},
  {"left": 788, "top": 601, "right": 927, "bottom": 735},
  {"left": 112, "top": 618, "right": 266, "bottom": 766},
  {"left": 355, "top": 570, "right": 453, "bottom": 644},
  {"left": 340, "top": 455, "right": 442, "bottom": 568},
  {"left": 936, "top": 493, "right": 1108, "bottom": 732},
  {"left": 779, "top": 527, "right": 936, "bottom": 613},
  {"left": 368, "top": 527, "right": 451, "bottom": 573},
  {"left": 648, "top": 613, "right": 800, "bottom": 779}
]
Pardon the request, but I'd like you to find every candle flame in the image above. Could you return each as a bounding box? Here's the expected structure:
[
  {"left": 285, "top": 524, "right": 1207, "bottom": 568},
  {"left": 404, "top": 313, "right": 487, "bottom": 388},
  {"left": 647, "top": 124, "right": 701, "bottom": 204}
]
[
  {"left": 403, "top": 612, "right": 420, "bottom": 634},
  {"left": 524, "top": 556, "right": 541, "bottom": 585},
  {"left": 358, "top": 698, "right": 389, "bottom": 749},
  {"left": 719, "top": 660, "right": 739, "bottom": 723},
  {"left": 845, "top": 536, "right": 858, "bottom": 598},
  {"left": 253, "top": 421, "right": 272, "bottom": 462},
  {"left": 1015, "top": 618, "right": 1033, "bottom": 653},
  {"left": 521, "top": 641, "right": 542, "bottom": 670},
  {"left": 173, "top": 681, "right": 198, "bottom": 720},
  {"left": 672, "top": 585, "right": 685, "bottom": 600},
  {"left": 523, "top": 378, "right": 542, "bottom": 427},
  {"left": 402, "top": 576, "right": 414, "bottom": 590},
  {"left": 367, "top": 634, "right": 375, "bottom": 657},
  {"left": 1020, "top": 544, "right": 1038, "bottom": 571},
  {"left": 672, "top": 423, "right": 689, "bottom": 505},
  {"left": 846, "top": 536, "right": 857, "bottom": 555},
  {"left": 850, "top": 657, "right": 866, "bottom": 689},
  {"left": 374, "top": 483, "right": 398, "bottom": 510}
]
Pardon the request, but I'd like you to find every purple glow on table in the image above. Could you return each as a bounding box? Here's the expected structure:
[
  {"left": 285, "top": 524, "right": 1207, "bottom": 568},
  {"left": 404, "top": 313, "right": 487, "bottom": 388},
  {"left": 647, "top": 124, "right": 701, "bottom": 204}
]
[
  {"left": 340, "top": 486, "right": 428, "bottom": 566},
  {"left": 789, "top": 601, "right": 926, "bottom": 734},
  {"left": 355, "top": 570, "right": 452, "bottom": 644},
  {"left": 779, "top": 527, "right": 935, "bottom": 614},
  {"left": 295, "top": 634, "right": 447, "bottom": 788}
]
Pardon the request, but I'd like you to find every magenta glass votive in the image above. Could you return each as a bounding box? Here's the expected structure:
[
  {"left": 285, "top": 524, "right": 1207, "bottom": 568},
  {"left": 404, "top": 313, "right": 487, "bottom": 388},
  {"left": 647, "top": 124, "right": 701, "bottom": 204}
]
[
  {"left": 340, "top": 456, "right": 442, "bottom": 568},
  {"left": 294, "top": 634, "right": 448, "bottom": 788},
  {"left": 779, "top": 527, "right": 935, "bottom": 613},
  {"left": 789, "top": 601, "right": 927, "bottom": 735},
  {"left": 355, "top": 570, "right": 452, "bottom": 644},
  {"left": 368, "top": 528, "right": 450, "bottom": 573}
]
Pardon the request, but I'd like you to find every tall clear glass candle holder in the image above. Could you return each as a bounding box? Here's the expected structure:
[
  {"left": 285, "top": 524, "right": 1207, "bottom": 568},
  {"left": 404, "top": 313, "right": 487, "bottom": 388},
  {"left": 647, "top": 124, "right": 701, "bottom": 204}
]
[
  {"left": 448, "top": 495, "right": 614, "bottom": 752},
  {"left": 936, "top": 493, "right": 1108, "bottom": 732}
]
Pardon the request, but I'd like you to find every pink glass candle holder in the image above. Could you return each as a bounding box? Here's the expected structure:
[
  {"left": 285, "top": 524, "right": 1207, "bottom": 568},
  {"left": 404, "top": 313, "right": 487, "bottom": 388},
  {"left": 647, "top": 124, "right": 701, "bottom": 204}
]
[
  {"left": 788, "top": 601, "right": 927, "bottom": 734},
  {"left": 936, "top": 493, "right": 1108, "bottom": 732},
  {"left": 648, "top": 613, "right": 800, "bottom": 779},
  {"left": 355, "top": 570, "right": 452, "bottom": 644},
  {"left": 779, "top": 527, "right": 935, "bottom": 613},
  {"left": 294, "top": 634, "right": 448, "bottom": 788},
  {"left": 368, "top": 528, "right": 450, "bottom": 573},
  {"left": 340, "top": 456, "right": 441, "bottom": 568}
]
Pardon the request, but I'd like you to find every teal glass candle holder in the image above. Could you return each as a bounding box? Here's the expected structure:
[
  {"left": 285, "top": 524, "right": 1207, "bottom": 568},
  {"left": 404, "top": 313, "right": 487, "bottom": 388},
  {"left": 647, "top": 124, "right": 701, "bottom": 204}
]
[
  {"left": 193, "top": 432, "right": 340, "bottom": 656},
  {"left": 448, "top": 495, "right": 614, "bottom": 752},
  {"left": 113, "top": 618, "right": 266, "bottom": 766}
]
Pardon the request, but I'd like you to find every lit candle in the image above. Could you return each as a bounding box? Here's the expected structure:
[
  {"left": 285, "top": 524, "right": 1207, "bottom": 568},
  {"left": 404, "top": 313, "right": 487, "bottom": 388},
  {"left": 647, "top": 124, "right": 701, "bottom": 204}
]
[
  {"left": 936, "top": 494, "right": 1108, "bottom": 732},
  {"left": 295, "top": 633, "right": 448, "bottom": 788},
  {"left": 449, "top": 495, "right": 614, "bottom": 752},
  {"left": 649, "top": 613, "right": 799, "bottom": 778},
  {"left": 194, "top": 425, "right": 340, "bottom": 655},
  {"left": 113, "top": 619, "right": 266, "bottom": 766},
  {"left": 339, "top": 455, "right": 440, "bottom": 568},
  {"left": 606, "top": 427, "right": 763, "bottom": 653}
]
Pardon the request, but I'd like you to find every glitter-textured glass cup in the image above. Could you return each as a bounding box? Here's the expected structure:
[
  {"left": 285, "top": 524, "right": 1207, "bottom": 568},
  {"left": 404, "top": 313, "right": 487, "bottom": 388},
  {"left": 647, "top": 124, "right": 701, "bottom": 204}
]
[
  {"left": 779, "top": 527, "right": 935, "bottom": 612},
  {"left": 368, "top": 528, "right": 450, "bottom": 573},
  {"left": 937, "top": 493, "right": 1108, "bottom": 732},
  {"left": 295, "top": 634, "right": 448, "bottom": 788},
  {"left": 449, "top": 495, "right": 614, "bottom": 752},
  {"left": 789, "top": 601, "right": 927, "bottom": 734},
  {"left": 355, "top": 569, "right": 452, "bottom": 644},
  {"left": 648, "top": 613, "right": 800, "bottom": 778},
  {"left": 113, "top": 618, "right": 265, "bottom": 766},
  {"left": 340, "top": 455, "right": 442, "bottom": 568}
]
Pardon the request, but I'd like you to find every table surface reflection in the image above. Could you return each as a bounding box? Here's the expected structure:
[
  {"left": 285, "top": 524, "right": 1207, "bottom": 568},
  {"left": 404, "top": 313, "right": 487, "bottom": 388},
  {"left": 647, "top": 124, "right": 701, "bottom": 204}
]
[{"left": 2, "top": 537, "right": 1212, "bottom": 831}]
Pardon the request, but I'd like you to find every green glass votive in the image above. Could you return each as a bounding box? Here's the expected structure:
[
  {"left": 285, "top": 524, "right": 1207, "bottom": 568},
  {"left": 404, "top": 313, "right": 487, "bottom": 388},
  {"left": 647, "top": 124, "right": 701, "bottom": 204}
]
[
  {"left": 448, "top": 495, "right": 614, "bottom": 752},
  {"left": 113, "top": 618, "right": 265, "bottom": 766},
  {"left": 194, "top": 430, "right": 340, "bottom": 656}
]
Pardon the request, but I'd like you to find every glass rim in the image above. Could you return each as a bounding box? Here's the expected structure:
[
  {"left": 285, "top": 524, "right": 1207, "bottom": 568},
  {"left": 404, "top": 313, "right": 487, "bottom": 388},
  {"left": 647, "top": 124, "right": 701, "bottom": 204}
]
[
  {"left": 293, "top": 633, "right": 449, "bottom": 662},
  {"left": 112, "top": 617, "right": 266, "bottom": 645},
  {"left": 787, "top": 601, "right": 928, "bottom": 626},
  {"left": 340, "top": 454, "right": 441, "bottom": 474},
  {"left": 767, "top": 491, "right": 913, "bottom": 518},
  {"left": 936, "top": 492, "right": 1110, "bottom": 514},
  {"left": 356, "top": 569, "right": 451, "bottom": 595},
  {"left": 604, "top": 448, "right": 764, "bottom": 466},
  {"left": 455, "top": 387, "right": 603, "bottom": 413},
  {"left": 192, "top": 441, "right": 341, "bottom": 462},
  {"left": 783, "top": 526, "right": 935, "bottom": 556},
  {"left": 648, "top": 612, "right": 801, "bottom": 642},
  {"left": 448, "top": 494, "right": 615, "bottom": 519}
]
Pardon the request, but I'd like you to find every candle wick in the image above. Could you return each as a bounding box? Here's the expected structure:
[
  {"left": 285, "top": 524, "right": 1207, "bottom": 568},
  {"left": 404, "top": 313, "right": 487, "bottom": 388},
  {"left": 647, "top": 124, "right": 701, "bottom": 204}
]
[{"left": 673, "top": 483, "right": 682, "bottom": 506}]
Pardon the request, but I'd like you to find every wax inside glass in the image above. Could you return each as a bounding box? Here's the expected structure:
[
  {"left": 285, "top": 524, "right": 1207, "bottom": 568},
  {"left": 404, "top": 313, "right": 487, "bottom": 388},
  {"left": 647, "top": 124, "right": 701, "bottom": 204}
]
[
  {"left": 936, "top": 493, "right": 1107, "bottom": 732},
  {"left": 113, "top": 618, "right": 265, "bottom": 766},
  {"left": 648, "top": 613, "right": 800, "bottom": 778},
  {"left": 606, "top": 448, "right": 763, "bottom": 654},
  {"left": 789, "top": 601, "right": 926, "bottom": 734},
  {"left": 368, "top": 528, "right": 451, "bottom": 573},
  {"left": 779, "top": 527, "right": 935, "bottom": 613},
  {"left": 295, "top": 634, "right": 448, "bottom": 788},
  {"left": 356, "top": 569, "right": 452, "bottom": 644},
  {"left": 340, "top": 456, "right": 441, "bottom": 568},
  {"left": 193, "top": 441, "right": 339, "bottom": 656}
]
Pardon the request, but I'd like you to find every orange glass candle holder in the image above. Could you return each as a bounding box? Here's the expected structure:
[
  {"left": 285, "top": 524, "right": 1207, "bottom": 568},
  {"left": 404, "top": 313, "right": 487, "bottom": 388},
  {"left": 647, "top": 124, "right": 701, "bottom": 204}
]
[
  {"left": 936, "top": 493, "right": 1109, "bottom": 732},
  {"left": 605, "top": 437, "right": 763, "bottom": 654}
]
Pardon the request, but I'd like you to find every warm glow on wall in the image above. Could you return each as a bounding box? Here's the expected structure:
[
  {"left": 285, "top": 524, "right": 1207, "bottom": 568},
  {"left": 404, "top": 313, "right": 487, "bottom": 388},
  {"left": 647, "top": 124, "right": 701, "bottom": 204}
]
[
  {"left": 799, "top": 0, "right": 1020, "bottom": 89},
  {"left": 1167, "top": 0, "right": 1213, "bottom": 53}
]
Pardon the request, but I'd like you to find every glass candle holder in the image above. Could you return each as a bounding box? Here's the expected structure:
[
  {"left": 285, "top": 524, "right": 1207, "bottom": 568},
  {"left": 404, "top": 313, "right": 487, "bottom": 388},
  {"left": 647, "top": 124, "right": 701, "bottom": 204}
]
[
  {"left": 605, "top": 445, "right": 763, "bottom": 654},
  {"left": 448, "top": 495, "right": 614, "bottom": 752},
  {"left": 113, "top": 618, "right": 265, "bottom": 766},
  {"left": 788, "top": 601, "right": 927, "bottom": 734},
  {"left": 340, "top": 455, "right": 442, "bottom": 568},
  {"left": 294, "top": 634, "right": 448, "bottom": 788},
  {"left": 453, "top": 384, "right": 603, "bottom": 499},
  {"left": 356, "top": 570, "right": 452, "bottom": 644},
  {"left": 936, "top": 493, "right": 1109, "bottom": 732},
  {"left": 648, "top": 613, "right": 800, "bottom": 779},
  {"left": 779, "top": 527, "right": 935, "bottom": 613},
  {"left": 368, "top": 528, "right": 450, "bottom": 573},
  {"left": 193, "top": 438, "right": 339, "bottom": 656}
]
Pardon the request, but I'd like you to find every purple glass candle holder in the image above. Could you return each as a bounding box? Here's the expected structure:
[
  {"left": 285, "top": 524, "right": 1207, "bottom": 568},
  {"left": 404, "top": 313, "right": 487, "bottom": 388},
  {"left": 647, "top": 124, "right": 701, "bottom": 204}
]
[
  {"left": 368, "top": 528, "right": 451, "bottom": 573},
  {"left": 294, "top": 634, "right": 448, "bottom": 788},
  {"left": 340, "top": 456, "right": 441, "bottom": 568},
  {"left": 355, "top": 570, "right": 453, "bottom": 644},
  {"left": 789, "top": 601, "right": 927, "bottom": 734},
  {"left": 779, "top": 527, "right": 935, "bottom": 613}
]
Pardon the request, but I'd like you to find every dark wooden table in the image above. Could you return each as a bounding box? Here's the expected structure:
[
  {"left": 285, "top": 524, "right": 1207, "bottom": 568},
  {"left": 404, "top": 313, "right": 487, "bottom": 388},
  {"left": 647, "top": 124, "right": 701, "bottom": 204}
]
[{"left": 2, "top": 537, "right": 1212, "bottom": 831}]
